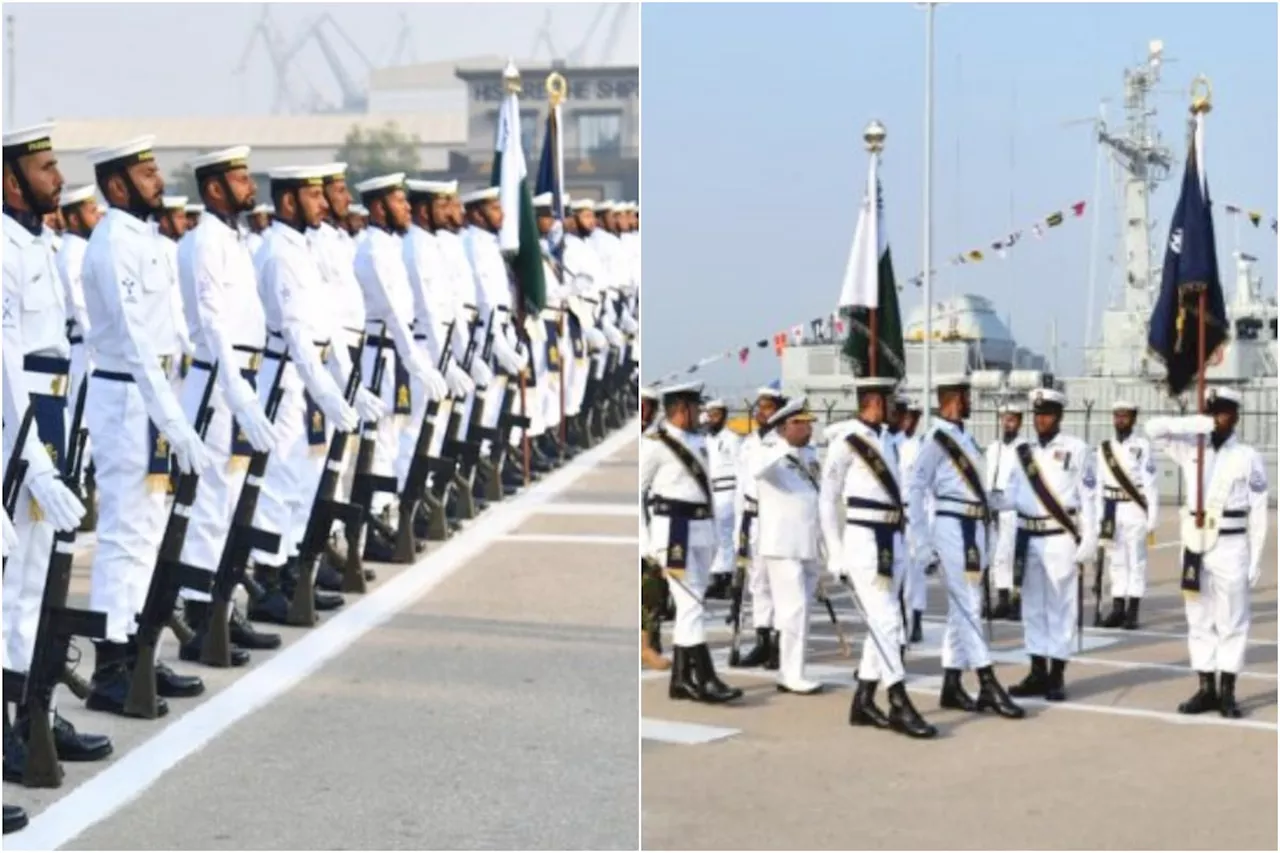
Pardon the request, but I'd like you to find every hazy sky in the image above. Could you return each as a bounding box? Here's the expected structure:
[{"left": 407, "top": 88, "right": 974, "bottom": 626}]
[
  {"left": 3, "top": 1, "right": 639, "bottom": 121},
  {"left": 641, "top": 1, "right": 1278, "bottom": 393}
]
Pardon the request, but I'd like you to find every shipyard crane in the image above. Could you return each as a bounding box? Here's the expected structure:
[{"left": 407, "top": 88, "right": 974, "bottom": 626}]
[
  {"left": 530, "top": 9, "right": 559, "bottom": 64},
  {"left": 285, "top": 12, "right": 375, "bottom": 113},
  {"left": 233, "top": 4, "right": 326, "bottom": 114},
  {"left": 565, "top": 3, "right": 630, "bottom": 66},
  {"left": 384, "top": 11, "right": 417, "bottom": 67}
]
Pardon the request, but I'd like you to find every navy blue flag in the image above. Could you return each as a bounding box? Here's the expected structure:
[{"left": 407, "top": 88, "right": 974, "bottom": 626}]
[
  {"left": 1146, "top": 122, "right": 1228, "bottom": 397},
  {"left": 534, "top": 107, "right": 564, "bottom": 264}
]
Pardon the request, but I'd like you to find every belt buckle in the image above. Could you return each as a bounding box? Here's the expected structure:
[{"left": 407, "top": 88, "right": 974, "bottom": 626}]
[
  {"left": 160, "top": 355, "right": 173, "bottom": 373},
  {"left": 249, "top": 352, "right": 263, "bottom": 371},
  {"left": 49, "top": 374, "right": 67, "bottom": 397}
]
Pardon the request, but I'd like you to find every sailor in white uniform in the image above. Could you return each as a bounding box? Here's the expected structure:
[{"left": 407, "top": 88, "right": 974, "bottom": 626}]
[
  {"left": 244, "top": 201, "right": 271, "bottom": 257},
  {"left": 896, "top": 397, "right": 927, "bottom": 641},
  {"left": 701, "top": 399, "right": 741, "bottom": 597},
  {"left": 1094, "top": 400, "right": 1159, "bottom": 629},
  {"left": 154, "top": 195, "right": 195, "bottom": 396},
  {"left": 1000, "top": 387, "right": 1099, "bottom": 703},
  {"left": 183, "top": 202, "right": 204, "bottom": 231},
  {"left": 640, "top": 386, "right": 660, "bottom": 435},
  {"left": 1146, "top": 387, "right": 1268, "bottom": 718},
  {"left": 821, "top": 377, "right": 935, "bottom": 737},
  {"left": 908, "top": 375, "right": 1024, "bottom": 718},
  {"left": 641, "top": 382, "right": 742, "bottom": 704},
  {"left": 731, "top": 387, "right": 786, "bottom": 669},
  {"left": 55, "top": 185, "right": 101, "bottom": 428},
  {"left": 984, "top": 403, "right": 1024, "bottom": 621},
  {"left": 751, "top": 397, "right": 824, "bottom": 695},
  {"left": 2, "top": 122, "right": 109, "bottom": 772},
  {"left": 80, "top": 136, "right": 212, "bottom": 716}
]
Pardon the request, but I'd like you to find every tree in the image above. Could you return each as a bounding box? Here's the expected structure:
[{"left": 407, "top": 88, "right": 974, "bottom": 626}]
[{"left": 334, "top": 122, "right": 422, "bottom": 186}]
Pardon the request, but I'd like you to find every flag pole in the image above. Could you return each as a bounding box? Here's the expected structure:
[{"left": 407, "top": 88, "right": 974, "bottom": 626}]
[
  {"left": 548, "top": 71, "right": 569, "bottom": 459},
  {"left": 864, "top": 120, "right": 886, "bottom": 376},
  {"left": 1191, "top": 79, "right": 1212, "bottom": 531},
  {"left": 502, "top": 63, "right": 532, "bottom": 488}
]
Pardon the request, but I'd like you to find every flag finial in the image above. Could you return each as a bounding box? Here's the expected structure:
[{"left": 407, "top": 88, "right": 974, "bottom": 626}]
[
  {"left": 1190, "top": 75, "right": 1212, "bottom": 115},
  {"left": 503, "top": 60, "right": 522, "bottom": 93},
  {"left": 546, "top": 71, "right": 567, "bottom": 107},
  {"left": 863, "top": 119, "right": 886, "bottom": 153}
]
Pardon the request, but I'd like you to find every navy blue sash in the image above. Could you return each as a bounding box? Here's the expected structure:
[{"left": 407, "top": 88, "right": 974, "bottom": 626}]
[
  {"left": 304, "top": 391, "right": 326, "bottom": 450},
  {"left": 230, "top": 367, "right": 259, "bottom": 460}
]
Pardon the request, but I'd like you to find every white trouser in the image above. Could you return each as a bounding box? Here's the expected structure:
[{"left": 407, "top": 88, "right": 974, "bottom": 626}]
[
  {"left": 669, "top": 544, "right": 713, "bottom": 647},
  {"left": 507, "top": 374, "right": 542, "bottom": 448},
  {"left": 590, "top": 349, "right": 607, "bottom": 382},
  {"left": 1103, "top": 502, "right": 1149, "bottom": 598},
  {"left": 1019, "top": 530, "right": 1080, "bottom": 662},
  {"left": 177, "top": 365, "right": 247, "bottom": 602},
  {"left": 1185, "top": 534, "right": 1250, "bottom": 674},
  {"left": 904, "top": 507, "right": 928, "bottom": 613},
  {"left": 363, "top": 342, "right": 403, "bottom": 516},
  {"left": 992, "top": 509, "right": 1017, "bottom": 591},
  {"left": 569, "top": 356, "right": 590, "bottom": 415},
  {"left": 934, "top": 516, "right": 992, "bottom": 671},
  {"left": 749, "top": 547, "right": 773, "bottom": 630},
  {"left": 250, "top": 355, "right": 311, "bottom": 567},
  {"left": 395, "top": 347, "right": 430, "bottom": 490},
  {"left": 709, "top": 491, "right": 735, "bottom": 576},
  {"left": 764, "top": 557, "right": 819, "bottom": 687},
  {"left": 67, "top": 342, "right": 91, "bottom": 466},
  {"left": 337, "top": 331, "right": 364, "bottom": 508},
  {"left": 3, "top": 488, "right": 53, "bottom": 673},
  {"left": 841, "top": 526, "right": 906, "bottom": 688},
  {"left": 84, "top": 377, "right": 168, "bottom": 643}
]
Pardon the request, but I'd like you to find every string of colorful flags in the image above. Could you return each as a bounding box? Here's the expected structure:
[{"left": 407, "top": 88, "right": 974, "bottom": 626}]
[{"left": 1219, "top": 202, "right": 1279, "bottom": 233}]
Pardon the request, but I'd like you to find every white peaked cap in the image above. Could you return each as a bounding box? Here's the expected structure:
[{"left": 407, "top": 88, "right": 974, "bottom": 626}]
[
  {"left": 86, "top": 136, "right": 155, "bottom": 167},
  {"left": 406, "top": 179, "right": 458, "bottom": 195},
  {"left": 354, "top": 173, "right": 406, "bottom": 195},
  {"left": 1029, "top": 387, "right": 1067, "bottom": 408},
  {"left": 460, "top": 186, "right": 500, "bottom": 205},
  {"left": 251, "top": 202, "right": 272, "bottom": 215},
  {"left": 594, "top": 200, "right": 617, "bottom": 212},
  {"left": 319, "top": 162, "right": 347, "bottom": 177},
  {"left": 768, "top": 396, "right": 817, "bottom": 427},
  {"left": 998, "top": 402, "right": 1024, "bottom": 415},
  {"left": 60, "top": 185, "right": 97, "bottom": 207},
  {"left": 568, "top": 198, "right": 595, "bottom": 211},
  {"left": 268, "top": 165, "right": 331, "bottom": 183},
  {"left": 640, "top": 386, "right": 660, "bottom": 402},
  {"left": 755, "top": 386, "right": 784, "bottom": 400},
  {"left": 532, "top": 192, "right": 554, "bottom": 207},
  {"left": 2, "top": 122, "right": 55, "bottom": 150},
  {"left": 704, "top": 399, "right": 727, "bottom": 410},
  {"left": 348, "top": 204, "right": 369, "bottom": 217},
  {"left": 187, "top": 145, "right": 251, "bottom": 171},
  {"left": 1207, "top": 387, "right": 1243, "bottom": 407},
  {"left": 1111, "top": 399, "right": 1138, "bottom": 412},
  {"left": 184, "top": 203, "right": 205, "bottom": 214},
  {"left": 934, "top": 374, "right": 971, "bottom": 390},
  {"left": 161, "top": 196, "right": 188, "bottom": 210}
]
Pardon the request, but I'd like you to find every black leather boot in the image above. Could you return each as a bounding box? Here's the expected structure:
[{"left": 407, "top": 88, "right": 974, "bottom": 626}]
[
  {"left": 735, "top": 628, "right": 771, "bottom": 668},
  {"left": 668, "top": 646, "right": 697, "bottom": 700},
  {"left": 362, "top": 526, "right": 396, "bottom": 562},
  {"left": 48, "top": 709, "right": 114, "bottom": 761},
  {"left": 848, "top": 679, "right": 890, "bottom": 728},
  {"left": 179, "top": 601, "right": 250, "bottom": 667},
  {"left": 3, "top": 804, "right": 28, "bottom": 835},
  {"left": 1007, "top": 593, "right": 1022, "bottom": 622},
  {"left": 990, "top": 589, "right": 1012, "bottom": 620},
  {"left": 155, "top": 661, "right": 204, "bottom": 698},
  {"left": 1177, "top": 672, "right": 1218, "bottom": 715},
  {"left": 230, "top": 604, "right": 281, "bottom": 650},
  {"left": 975, "top": 666, "right": 1025, "bottom": 718},
  {"left": 886, "top": 682, "right": 937, "bottom": 739},
  {"left": 315, "top": 558, "right": 345, "bottom": 592},
  {"left": 85, "top": 641, "right": 169, "bottom": 718},
  {"left": 910, "top": 610, "right": 923, "bottom": 643},
  {"left": 704, "top": 573, "right": 732, "bottom": 601},
  {"left": 939, "top": 668, "right": 978, "bottom": 712},
  {"left": 3, "top": 712, "right": 27, "bottom": 782},
  {"left": 1101, "top": 597, "right": 1126, "bottom": 628},
  {"left": 1124, "top": 597, "right": 1141, "bottom": 630},
  {"left": 1008, "top": 655, "right": 1049, "bottom": 698},
  {"left": 1218, "top": 672, "right": 1242, "bottom": 719},
  {"left": 248, "top": 562, "right": 292, "bottom": 625},
  {"left": 280, "top": 559, "right": 345, "bottom": 611},
  {"left": 690, "top": 644, "right": 743, "bottom": 703},
  {"left": 765, "top": 630, "right": 781, "bottom": 671},
  {"left": 1045, "top": 659, "right": 1068, "bottom": 702}
]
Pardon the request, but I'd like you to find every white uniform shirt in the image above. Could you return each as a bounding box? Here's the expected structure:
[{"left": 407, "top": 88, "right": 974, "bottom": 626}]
[
  {"left": 1094, "top": 433, "right": 1160, "bottom": 531},
  {"left": 818, "top": 419, "right": 904, "bottom": 559},
  {"left": 705, "top": 427, "right": 742, "bottom": 498},
  {"left": 81, "top": 208, "right": 186, "bottom": 429},
  {"left": 56, "top": 231, "right": 92, "bottom": 341},
  {"left": 352, "top": 225, "right": 422, "bottom": 373},
  {"left": 639, "top": 422, "right": 717, "bottom": 556},
  {"left": 999, "top": 431, "right": 1098, "bottom": 544},
  {"left": 157, "top": 231, "right": 192, "bottom": 357},
  {"left": 461, "top": 224, "right": 516, "bottom": 346},
  {"left": 245, "top": 230, "right": 265, "bottom": 259},
  {"left": 313, "top": 220, "right": 367, "bottom": 335},
  {"left": 750, "top": 431, "right": 822, "bottom": 560},
  {"left": 984, "top": 437, "right": 1020, "bottom": 494},
  {"left": 178, "top": 212, "right": 266, "bottom": 410},
  {"left": 403, "top": 223, "right": 455, "bottom": 367},
  {"left": 907, "top": 419, "right": 993, "bottom": 558}
]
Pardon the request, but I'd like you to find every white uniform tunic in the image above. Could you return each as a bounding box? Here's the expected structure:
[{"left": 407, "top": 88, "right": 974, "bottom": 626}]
[
  {"left": 909, "top": 419, "right": 995, "bottom": 671},
  {"left": 734, "top": 429, "right": 774, "bottom": 631},
  {"left": 750, "top": 431, "right": 822, "bottom": 689},
  {"left": 434, "top": 227, "right": 487, "bottom": 445},
  {"left": 81, "top": 208, "right": 189, "bottom": 642},
  {"left": 2, "top": 212, "right": 71, "bottom": 671},
  {"left": 462, "top": 224, "right": 527, "bottom": 445},
  {"left": 985, "top": 436, "right": 1021, "bottom": 592},
  {"left": 1146, "top": 416, "right": 1268, "bottom": 674},
  {"left": 998, "top": 432, "right": 1099, "bottom": 663},
  {"left": 819, "top": 419, "right": 907, "bottom": 687},
  {"left": 640, "top": 422, "right": 717, "bottom": 647},
  {"left": 704, "top": 426, "right": 741, "bottom": 577},
  {"left": 56, "top": 231, "right": 93, "bottom": 417},
  {"left": 898, "top": 430, "right": 929, "bottom": 614},
  {"left": 1093, "top": 433, "right": 1160, "bottom": 599}
]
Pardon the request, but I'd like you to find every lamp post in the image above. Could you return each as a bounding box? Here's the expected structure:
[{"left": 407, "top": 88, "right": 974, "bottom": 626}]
[{"left": 921, "top": 1, "right": 936, "bottom": 425}]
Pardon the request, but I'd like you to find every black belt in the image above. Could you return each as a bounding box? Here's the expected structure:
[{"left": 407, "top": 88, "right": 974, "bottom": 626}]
[
  {"left": 92, "top": 369, "right": 133, "bottom": 383},
  {"left": 647, "top": 497, "right": 712, "bottom": 520},
  {"left": 365, "top": 334, "right": 395, "bottom": 349},
  {"left": 24, "top": 354, "right": 71, "bottom": 375},
  {"left": 846, "top": 496, "right": 899, "bottom": 511},
  {"left": 68, "top": 336, "right": 84, "bottom": 345}
]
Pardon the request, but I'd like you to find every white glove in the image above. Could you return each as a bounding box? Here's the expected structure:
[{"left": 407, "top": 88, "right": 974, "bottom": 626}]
[
  {"left": 230, "top": 398, "right": 277, "bottom": 454},
  {"left": 1183, "top": 414, "right": 1215, "bottom": 435},
  {"left": 584, "top": 326, "right": 608, "bottom": 353},
  {"left": 167, "top": 420, "right": 212, "bottom": 476},
  {"left": 491, "top": 333, "right": 524, "bottom": 375},
  {"left": 469, "top": 357, "right": 494, "bottom": 387},
  {"left": 319, "top": 392, "right": 360, "bottom": 434},
  {"left": 445, "top": 362, "right": 474, "bottom": 397},
  {"left": 416, "top": 364, "right": 450, "bottom": 401},
  {"left": 25, "top": 469, "right": 86, "bottom": 533},
  {"left": 1248, "top": 561, "right": 1261, "bottom": 589},
  {"left": 602, "top": 323, "right": 624, "bottom": 349},
  {"left": 1074, "top": 538, "right": 1098, "bottom": 564},
  {"left": 354, "top": 387, "right": 387, "bottom": 423},
  {"left": 2, "top": 511, "right": 16, "bottom": 558},
  {"left": 619, "top": 312, "right": 639, "bottom": 335}
]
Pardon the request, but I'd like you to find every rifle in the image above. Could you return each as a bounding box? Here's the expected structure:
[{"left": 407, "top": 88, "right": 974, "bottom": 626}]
[
  {"left": 393, "top": 320, "right": 458, "bottom": 562},
  {"left": 1092, "top": 546, "right": 1105, "bottom": 627},
  {"left": 123, "top": 365, "right": 219, "bottom": 718},
  {"left": 725, "top": 557, "right": 749, "bottom": 667},
  {"left": 10, "top": 386, "right": 108, "bottom": 787},
  {"left": 3, "top": 408, "right": 35, "bottom": 520},
  {"left": 198, "top": 353, "right": 289, "bottom": 667},
  {"left": 342, "top": 325, "right": 396, "bottom": 587},
  {"left": 292, "top": 334, "right": 376, "bottom": 625},
  {"left": 439, "top": 308, "right": 484, "bottom": 521}
]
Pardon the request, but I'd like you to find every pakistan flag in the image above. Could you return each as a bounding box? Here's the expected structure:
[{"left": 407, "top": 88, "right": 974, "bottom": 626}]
[{"left": 491, "top": 62, "right": 547, "bottom": 314}]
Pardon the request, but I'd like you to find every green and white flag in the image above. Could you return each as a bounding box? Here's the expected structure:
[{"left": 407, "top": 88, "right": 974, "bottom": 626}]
[
  {"left": 492, "top": 60, "right": 547, "bottom": 314},
  {"left": 837, "top": 149, "right": 905, "bottom": 379}
]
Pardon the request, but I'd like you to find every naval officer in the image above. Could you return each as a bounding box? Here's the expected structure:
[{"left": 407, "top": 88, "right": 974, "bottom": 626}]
[
  {"left": 1094, "top": 400, "right": 1159, "bottom": 629},
  {"left": 1147, "top": 388, "right": 1267, "bottom": 718}
]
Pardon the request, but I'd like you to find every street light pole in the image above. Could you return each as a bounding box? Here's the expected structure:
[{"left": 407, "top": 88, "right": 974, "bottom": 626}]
[{"left": 922, "top": 1, "right": 936, "bottom": 424}]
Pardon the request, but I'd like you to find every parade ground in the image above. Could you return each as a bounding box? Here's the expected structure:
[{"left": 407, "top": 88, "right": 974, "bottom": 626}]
[
  {"left": 5, "top": 423, "right": 640, "bottom": 851},
  {"left": 642, "top": 511, "right": 1278, "bottom": 851}
]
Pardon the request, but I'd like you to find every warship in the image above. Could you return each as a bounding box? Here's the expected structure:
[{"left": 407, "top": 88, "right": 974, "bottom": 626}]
[{"left": 769, "top": 41, "right": 1277, "bottom": 505}]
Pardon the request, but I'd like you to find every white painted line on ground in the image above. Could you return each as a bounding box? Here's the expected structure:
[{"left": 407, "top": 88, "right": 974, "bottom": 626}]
[
  {"left": 535, "top": 501, "right": 638, "bottom": 516},
  {"left": 642, "top": 718, "right": 742, "bottom": 745},
  {"left": 501, "top": 533, "right": 639, "bottom": 546},
  {"left": 6, "top": 420, "right": 640, "bottom": 852}
]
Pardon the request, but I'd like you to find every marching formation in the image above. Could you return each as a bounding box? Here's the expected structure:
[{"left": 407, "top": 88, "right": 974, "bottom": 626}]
[
  {"left": 639, "top": 376, "right": 1268, "bottom": 739},
  {"left": 2, "top": 124, "right": 639, "bottom": 835}
]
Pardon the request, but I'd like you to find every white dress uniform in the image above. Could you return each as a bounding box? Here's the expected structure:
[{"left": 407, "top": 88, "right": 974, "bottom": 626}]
[
  {"left": 897, "top": 422, "right": 928, "bottom": 618},
  {"left": 1146, "top": 391, "right": 1268, "bottom": 706},
  {"left": 80, "top": 139, "right": 209, "bottom": 648},
  {"left": 999, "top": 388, "right": 1098, "bottom": 699},
  {"left": 561, "top": 219, "right": 601, "bottom": 418},
  {"left": 55, "top": 186, "right": 97, "bottom": 419},
  {"left": 985, "top": 423, "right": 1022, "bottom": 597},
  {"left": 434, "top": 220, "right": 490, "bottom": 448},
  {"left": 174, "top": 157, "right": 273, "bottom": 603},
  {"left": 732, "top": 389, "right": 786, "bottom": 662},
  {"left": 157, "top": 197, "right": 195, "bottom": 397},
  {"left": 751, "top": 398, "right": 823, "bottom": 693},
  {"left": 253, "top": 204, "right": 360, "bottom": 569},
  {"left": 1094, "top": 402, "right": 1160, "bottom": 618},
  {"left": 2, "top": 198, "right": 74, "bottom": 673},
  {"left": 352, "top": 174, "right": 447, "bottom": 517},
  {"left": 702, "top": 403, "right": 742, "bottom": 579}
]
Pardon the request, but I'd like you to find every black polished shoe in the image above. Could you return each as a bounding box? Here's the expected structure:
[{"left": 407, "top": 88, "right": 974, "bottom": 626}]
[
  {"left": 84, "top": 642, "right": 169, "bottom": 719},
  {"left": 1123, "top": 597, "right": 1141, "bottom": 630},
  {"left": 3, "top": 722, "right": 26, "bottom": 782},
  {"left": 990, "top": 589, "right": 1013, "bottom": 620},
  {"left": 1100, "top": 597, "right": 1127, "bottom": 628},
  {"left": 155, "top": 662, "right": 205, "bottom": 699},
  {"left": 313, "top": 590, "right": 345, "bottom": 611},
  {"left": 1218, "top": 672, "right": 1242, "bottom": 719},
  {"left": 887, "top": 682, "right": 938, "bottom": 739},
  {"left": 939, "top": 668, "right": 979, "bottom": 712},
  {"left": 704, "top": 573, "right": 732, "bottom": 601},
  {"left": 848, "top": 679, "right": 891, "bottom": 728},
  {"left": 1044, "top": 659, "right": 1068, "bottom": 702},
  {"left": 1007, "top": 655, "right": 1050, "bottom": 698},
  {"left": 3, "top": 804, "right": 28, "bottom": 835},
  {"left": 690, "top": 644, "right": 743, "bottom": 703},
  {"left": 49, "top": 712, "right": 114, "bottom": 761},
  {"left": 734, "top": 628, "right": 772, "bottom": 668},
  {"left": 668, "top": 647, "right": 696, "bottom": 701},
  {"left": 975, "top": 666, "right": 1025, "bottom": 719},
  {"left": 1177, "top": 671, "right": 1219, "bottom": 715},
  {"left": 362, "top": 528, "right": 396, "bottom": 562},
  {"left": 230, "top": 605, "right": 281, "bottom": 650},
  {"left": 315, "top": 560, "right": 345, "bottom": 592},
  {"left": 764, "top": 630, "right": 780, "bottom": 671},
  {"left": 364, "top": 567, "right": 377, "bottom": 582},
  {"left": 179, "top": 602, "right": 252, "bottom": 667}
]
